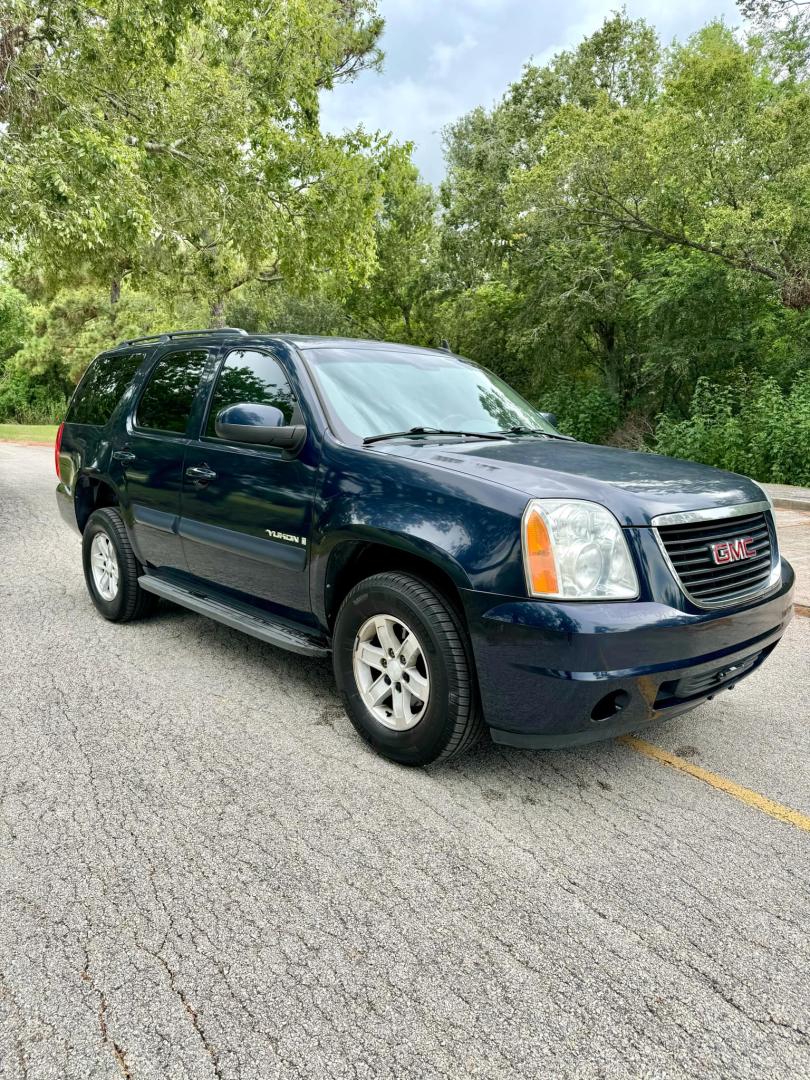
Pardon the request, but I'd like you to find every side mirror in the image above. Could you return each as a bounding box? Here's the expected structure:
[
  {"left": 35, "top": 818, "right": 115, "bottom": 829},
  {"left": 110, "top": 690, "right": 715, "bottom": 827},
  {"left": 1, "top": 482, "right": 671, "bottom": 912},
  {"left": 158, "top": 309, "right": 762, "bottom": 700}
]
[
  {"left": 214, "top": 402, "right": 306, "bottom": 453},
  {"left": 539, "top": 411, "right": 559, "bottom": 429}
]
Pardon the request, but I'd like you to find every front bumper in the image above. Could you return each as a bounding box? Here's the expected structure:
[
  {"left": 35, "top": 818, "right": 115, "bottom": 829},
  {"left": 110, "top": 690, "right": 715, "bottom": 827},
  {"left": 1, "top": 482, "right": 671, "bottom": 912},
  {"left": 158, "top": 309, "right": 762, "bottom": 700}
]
[{"left": 461, "top": 559, "right": 795, "bottom": 749}]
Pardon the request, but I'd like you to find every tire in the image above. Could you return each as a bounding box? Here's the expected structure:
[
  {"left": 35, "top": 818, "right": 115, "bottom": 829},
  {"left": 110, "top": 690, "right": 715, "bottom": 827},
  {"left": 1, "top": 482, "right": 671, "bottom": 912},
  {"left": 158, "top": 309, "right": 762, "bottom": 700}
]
[
  {"left": 82, "top": 507, "right": 158, "bottom": 623},
  {"left": 332, "top": 572, "right": 485, "bottom": 765}
]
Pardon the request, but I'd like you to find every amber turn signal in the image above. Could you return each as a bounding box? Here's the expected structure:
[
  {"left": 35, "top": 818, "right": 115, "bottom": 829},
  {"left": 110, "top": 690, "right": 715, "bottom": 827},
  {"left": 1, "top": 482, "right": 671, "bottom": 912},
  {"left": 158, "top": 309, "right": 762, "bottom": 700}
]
[{"left": 523, "top": 506, "right": 559, "bottom": 596}]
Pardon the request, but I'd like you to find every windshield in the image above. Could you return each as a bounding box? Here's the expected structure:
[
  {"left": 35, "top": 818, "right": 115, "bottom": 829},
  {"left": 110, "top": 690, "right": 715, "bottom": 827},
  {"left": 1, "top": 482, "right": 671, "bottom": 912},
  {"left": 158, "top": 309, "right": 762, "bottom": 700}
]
[{"left": 304, "top": 347, "right": 558, "bottom": 442}]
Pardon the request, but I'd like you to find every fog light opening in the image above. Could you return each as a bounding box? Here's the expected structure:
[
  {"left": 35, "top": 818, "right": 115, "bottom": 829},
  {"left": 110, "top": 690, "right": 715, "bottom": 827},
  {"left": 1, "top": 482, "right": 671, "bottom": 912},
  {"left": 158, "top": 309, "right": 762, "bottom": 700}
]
[{"left": 591, "top": 690, "right": 631, "bottom": 723}]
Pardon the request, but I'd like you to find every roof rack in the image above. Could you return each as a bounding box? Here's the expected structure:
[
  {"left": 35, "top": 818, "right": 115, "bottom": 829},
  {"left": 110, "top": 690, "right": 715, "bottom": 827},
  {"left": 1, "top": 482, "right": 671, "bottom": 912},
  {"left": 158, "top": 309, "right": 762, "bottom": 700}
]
[{"left": 117, "top": 327, "right": 249, "bottom": 348}]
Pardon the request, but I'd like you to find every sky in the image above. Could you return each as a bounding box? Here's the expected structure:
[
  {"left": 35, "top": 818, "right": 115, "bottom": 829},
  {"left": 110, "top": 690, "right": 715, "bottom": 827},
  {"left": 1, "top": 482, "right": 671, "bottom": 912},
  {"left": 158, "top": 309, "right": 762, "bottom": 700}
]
[{"left": 321, "top": 0, "right": 739, "bottom": 184}]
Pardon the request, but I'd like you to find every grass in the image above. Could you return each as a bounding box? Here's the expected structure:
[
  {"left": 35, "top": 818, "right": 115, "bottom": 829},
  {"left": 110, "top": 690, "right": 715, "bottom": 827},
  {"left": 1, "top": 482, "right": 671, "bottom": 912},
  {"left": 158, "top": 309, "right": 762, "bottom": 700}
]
[{"left": 0, "top": 423, "right": 59, "bottom": 444}]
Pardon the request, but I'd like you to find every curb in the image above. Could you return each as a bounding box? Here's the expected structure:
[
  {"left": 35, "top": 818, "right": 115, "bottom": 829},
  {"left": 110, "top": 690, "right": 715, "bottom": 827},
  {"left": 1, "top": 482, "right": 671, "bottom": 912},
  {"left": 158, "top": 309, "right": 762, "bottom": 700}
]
[
  {"left": 771, "top": 496, "right": 810, "bottom": 512},
  {"left": 762, "top": 483, "right": 810, "bottom": 512}
]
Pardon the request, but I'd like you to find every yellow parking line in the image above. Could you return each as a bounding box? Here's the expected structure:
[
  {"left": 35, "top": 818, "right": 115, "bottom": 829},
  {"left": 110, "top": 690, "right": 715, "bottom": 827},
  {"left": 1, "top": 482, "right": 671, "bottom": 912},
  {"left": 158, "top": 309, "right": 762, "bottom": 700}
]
[{"left": 620, "top": 736, "right": 810, "bottom": 834}]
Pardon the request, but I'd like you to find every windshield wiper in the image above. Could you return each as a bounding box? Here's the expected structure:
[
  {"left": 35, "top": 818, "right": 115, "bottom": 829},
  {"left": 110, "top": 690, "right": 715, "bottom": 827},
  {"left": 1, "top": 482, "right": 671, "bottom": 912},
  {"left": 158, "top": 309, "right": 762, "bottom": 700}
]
[
  {"left": 363, "top": 426, "right": 509, "bottom": 446},
  {"left": 499, "top": 426, "right": 574, "bottom": 441}
]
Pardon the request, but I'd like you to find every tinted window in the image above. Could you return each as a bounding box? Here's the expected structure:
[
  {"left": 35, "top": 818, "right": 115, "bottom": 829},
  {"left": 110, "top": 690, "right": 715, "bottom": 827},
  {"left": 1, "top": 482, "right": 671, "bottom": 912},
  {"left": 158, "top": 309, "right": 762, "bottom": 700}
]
[
  {"left": 136, "top": 350, "right": 208, "bottom": 433},
  {"left": 206, "top": 350, "right": 297, "bottom": 436},
  {"left": 68, "top": 351, "right": 145, "bottom": 426}
]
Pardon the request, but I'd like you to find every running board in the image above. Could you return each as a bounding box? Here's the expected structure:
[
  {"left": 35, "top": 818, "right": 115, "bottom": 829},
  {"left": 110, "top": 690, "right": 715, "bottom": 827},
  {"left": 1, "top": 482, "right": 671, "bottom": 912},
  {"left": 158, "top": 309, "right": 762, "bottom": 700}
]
[{"left": 138, "top": 576, "right": 330, "bottom": 657}]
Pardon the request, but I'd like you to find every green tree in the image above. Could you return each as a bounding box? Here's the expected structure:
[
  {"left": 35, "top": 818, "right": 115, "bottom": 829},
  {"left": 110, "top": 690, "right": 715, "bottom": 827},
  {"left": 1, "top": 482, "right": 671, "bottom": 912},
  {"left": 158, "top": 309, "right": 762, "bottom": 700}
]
[
  {"left": 0, "top": 281, "right": 33, "bottom": 366},
  {"left": 437, "top": 10, "right": 810, "bottom": 453},
  {"left": 526, "top": 22, "right": 810, "bottom": 310},
  {"left": 344, "top": 147, "right": 439, "bottom": 343},
  {"left": 438, "top": 15, "right": 662, "bottom": 420},
  {"left": 0, "top": 1, "right": 389, "bottom": 318}
]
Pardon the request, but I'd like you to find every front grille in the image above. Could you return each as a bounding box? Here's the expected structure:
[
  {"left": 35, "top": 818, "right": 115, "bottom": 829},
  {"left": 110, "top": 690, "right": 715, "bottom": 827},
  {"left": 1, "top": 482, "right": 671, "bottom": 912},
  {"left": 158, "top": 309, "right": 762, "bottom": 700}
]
[{"left": 655, "top": 511, "right": 776, "bottom": 607}]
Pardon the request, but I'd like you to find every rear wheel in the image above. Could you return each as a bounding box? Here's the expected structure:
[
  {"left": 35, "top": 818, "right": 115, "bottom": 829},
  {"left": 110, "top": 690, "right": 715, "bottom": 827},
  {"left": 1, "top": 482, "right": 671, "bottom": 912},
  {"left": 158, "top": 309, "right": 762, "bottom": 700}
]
[
  {"left": 333, "top": 572, "right": 484, "bottom": 765},
  {"left": 82, "top": 507, "right": 157, "bottom": 622}
]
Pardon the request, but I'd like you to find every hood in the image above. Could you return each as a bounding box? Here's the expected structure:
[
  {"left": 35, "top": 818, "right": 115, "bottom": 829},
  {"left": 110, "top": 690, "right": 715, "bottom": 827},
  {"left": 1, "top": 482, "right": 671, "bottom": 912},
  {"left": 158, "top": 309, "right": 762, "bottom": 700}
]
[{"left": 371, "top": 437, "right": 766, "bottom": 526}]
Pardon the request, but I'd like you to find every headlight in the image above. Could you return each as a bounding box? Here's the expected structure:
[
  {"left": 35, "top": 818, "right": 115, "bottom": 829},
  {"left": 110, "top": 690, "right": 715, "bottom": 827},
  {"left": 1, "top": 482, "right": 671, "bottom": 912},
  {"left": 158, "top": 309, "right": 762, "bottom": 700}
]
[{"left": 522, "top": 499, "right": 639, "bottom": 600}]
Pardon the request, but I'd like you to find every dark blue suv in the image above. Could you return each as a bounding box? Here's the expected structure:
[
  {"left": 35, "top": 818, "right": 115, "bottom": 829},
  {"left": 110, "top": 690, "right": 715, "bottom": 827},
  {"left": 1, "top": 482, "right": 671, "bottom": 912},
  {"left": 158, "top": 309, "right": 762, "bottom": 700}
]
[{"left": 55, "top": 329, "right": 795, "bottom": 764}]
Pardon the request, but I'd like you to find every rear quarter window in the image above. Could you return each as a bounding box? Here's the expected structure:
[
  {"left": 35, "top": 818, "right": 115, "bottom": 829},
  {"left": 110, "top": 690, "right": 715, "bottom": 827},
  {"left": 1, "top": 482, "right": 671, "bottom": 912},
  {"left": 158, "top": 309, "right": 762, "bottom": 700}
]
[{"left": 68, "top": 351, "right": 146, "bottom": 426}]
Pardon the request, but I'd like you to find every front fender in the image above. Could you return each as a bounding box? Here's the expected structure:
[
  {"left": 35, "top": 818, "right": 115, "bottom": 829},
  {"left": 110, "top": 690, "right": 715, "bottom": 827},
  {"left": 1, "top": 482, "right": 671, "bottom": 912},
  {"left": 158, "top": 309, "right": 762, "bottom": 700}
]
[{"left": 311, "top": 441, "right": 529, "bottom": 626}]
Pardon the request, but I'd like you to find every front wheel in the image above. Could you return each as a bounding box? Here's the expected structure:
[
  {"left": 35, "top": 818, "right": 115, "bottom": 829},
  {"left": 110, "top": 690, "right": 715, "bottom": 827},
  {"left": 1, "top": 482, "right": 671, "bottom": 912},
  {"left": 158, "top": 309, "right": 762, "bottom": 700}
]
[{"left": 332, "top": 572, "right": 484, "bottom": 765}]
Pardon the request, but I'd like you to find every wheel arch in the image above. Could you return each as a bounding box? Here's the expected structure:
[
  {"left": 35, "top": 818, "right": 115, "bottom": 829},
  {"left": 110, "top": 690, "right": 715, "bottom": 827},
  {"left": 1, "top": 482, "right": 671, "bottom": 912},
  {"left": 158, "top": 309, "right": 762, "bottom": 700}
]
[
  {"left": 74, "top": 473, "right": 120, "bottom": 532},
  {"left": 323, "top": 537, "right": 470, "bottom": 631}
]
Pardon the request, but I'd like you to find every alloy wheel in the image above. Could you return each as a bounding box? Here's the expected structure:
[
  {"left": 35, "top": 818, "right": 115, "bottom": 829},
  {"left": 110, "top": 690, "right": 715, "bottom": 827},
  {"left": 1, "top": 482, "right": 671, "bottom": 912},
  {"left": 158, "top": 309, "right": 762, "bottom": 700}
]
[
  {"left": 352, "top": 613, "right": 430, "bottom": 730},
  {"left": 90, "top": 532, "right": 119, "bottom": 602}
]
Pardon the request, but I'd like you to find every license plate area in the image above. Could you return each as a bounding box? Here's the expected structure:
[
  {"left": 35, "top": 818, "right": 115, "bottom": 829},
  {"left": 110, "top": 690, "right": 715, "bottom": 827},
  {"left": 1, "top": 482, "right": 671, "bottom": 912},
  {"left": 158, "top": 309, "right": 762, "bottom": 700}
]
[{"left": 654, "top": 651, "right": 763, "bottom": 706}]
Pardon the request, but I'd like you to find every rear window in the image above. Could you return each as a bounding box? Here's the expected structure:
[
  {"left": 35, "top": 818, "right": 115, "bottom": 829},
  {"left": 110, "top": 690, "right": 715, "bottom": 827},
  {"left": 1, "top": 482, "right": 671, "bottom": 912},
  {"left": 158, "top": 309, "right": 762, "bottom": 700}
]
[
  {"left": 68, "top": 351, "right": 146, "bottom": 426},
  {"left": 136, "top": 349, "right": 208, "bottom": 434}
]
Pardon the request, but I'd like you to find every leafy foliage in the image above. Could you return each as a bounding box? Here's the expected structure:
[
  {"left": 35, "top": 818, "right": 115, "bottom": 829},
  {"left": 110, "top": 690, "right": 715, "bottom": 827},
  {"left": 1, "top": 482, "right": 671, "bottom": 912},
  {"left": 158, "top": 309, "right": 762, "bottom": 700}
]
[
  {"left": 540, "top": 385, "right": 621, "bottom": 446},
  {"left": 0, "top": 283, "right": 33, "bottom": 364},
  {"left": 655, "top": 373, "right": 810, "bottom": 484},
  {"left": 0, "top": 1, "right": 388, "bottom": 313},
  {"left": 343, "top": 148, "right": 440, "bottom": 343}
]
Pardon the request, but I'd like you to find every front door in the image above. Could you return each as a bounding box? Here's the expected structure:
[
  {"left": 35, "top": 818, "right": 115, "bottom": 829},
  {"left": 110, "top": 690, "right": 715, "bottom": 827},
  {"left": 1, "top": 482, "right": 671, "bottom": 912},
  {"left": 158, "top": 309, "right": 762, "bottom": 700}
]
[
  {"left": 179, "top": 347, "right": 317, "bottom": 617},
  {"left": 115, "top": 347, "right": 209, "bottom": 570}
]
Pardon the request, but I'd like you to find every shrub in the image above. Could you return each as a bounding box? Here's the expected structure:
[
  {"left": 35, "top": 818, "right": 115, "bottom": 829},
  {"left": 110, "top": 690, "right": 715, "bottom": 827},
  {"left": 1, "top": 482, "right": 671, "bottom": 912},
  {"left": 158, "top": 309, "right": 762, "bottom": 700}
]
[
  {"left": 654, "top": 373, "right": 810, "bottom": 486},
  {"left": 538, "top": 385, "right": 621, "bottom": 444},
  {"left": 0, "top": 366, "right": 69, "bottom": 423},
  {"left": 0, "top": 333, "right": 72, "bottom": 423}
]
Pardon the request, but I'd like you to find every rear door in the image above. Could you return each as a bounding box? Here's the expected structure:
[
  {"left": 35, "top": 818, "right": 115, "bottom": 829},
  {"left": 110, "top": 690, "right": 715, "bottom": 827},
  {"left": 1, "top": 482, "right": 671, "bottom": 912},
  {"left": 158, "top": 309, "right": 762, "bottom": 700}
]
[
  {"left": 59, "top": 348, "right": 148, "bottom": 496},
  {"left": 179, "top": 347, "right": 317, "bottom": 616},
  {"left": 113, "top": 347, "right": 210, "bottom": 570}
]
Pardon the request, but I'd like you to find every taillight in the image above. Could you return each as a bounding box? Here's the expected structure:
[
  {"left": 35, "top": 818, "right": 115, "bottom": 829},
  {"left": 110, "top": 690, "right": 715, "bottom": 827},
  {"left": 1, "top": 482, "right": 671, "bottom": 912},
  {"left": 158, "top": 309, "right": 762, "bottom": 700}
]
[{"left": 55, "top": 421, "right": 65, "bottom": 479}]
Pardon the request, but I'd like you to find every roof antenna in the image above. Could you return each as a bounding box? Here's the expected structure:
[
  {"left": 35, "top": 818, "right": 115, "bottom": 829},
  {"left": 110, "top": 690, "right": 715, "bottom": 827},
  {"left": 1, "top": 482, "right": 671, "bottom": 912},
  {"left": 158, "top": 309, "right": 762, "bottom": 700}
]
[{"left": 440, "top": 338, "right": 452, "bottom": 353}]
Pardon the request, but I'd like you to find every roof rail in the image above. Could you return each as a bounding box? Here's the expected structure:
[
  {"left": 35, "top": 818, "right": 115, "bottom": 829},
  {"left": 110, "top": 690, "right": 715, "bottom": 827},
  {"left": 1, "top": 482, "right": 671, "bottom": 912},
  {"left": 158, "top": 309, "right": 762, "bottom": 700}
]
[
  {"left": 116, "top": 333, "right": 169, "bottom": 347},
  {"left": 117, "top": 327, "right": 249, "bottom": 347}
]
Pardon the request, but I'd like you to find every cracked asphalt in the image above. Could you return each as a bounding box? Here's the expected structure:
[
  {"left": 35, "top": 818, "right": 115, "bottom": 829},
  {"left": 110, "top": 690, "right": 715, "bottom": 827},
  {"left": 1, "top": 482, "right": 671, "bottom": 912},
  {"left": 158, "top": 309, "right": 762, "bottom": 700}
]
[{"left": 1, "top": 442, "right": 809, "bottom": 1080}]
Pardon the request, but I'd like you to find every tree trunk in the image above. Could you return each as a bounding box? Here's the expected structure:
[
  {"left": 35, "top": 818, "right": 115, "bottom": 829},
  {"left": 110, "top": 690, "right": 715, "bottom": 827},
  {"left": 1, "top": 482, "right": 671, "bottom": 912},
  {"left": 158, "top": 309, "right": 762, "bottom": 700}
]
[
  {"left": 210, "top": 298, "right": 225, "bottom": 327},
  {"left": 110, "top": 277, "right": 121, "bottom": 305},
  {"left": 595, "top": 320, "right": 622, "bottom": 400}
]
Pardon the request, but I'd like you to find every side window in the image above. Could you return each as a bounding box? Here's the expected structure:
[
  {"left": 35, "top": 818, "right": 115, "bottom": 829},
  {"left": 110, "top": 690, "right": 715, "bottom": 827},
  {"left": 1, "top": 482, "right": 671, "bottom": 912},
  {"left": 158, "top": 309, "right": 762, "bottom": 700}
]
[
  {"left": 68, "top": 351, "right": 145, "bottom": 426},
  {"left": 136, "top": 350, "right": 208, "bottom": 434},
  {"left": 206, "top": 349, "right": 298, "bottom": 437}
]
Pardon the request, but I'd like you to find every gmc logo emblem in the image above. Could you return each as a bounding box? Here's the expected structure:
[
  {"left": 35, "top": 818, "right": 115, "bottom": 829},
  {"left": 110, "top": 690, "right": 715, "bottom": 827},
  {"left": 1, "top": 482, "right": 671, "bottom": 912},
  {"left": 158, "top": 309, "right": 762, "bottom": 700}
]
[{"left": 711, "top": 537, "right": 756, "bottom": 565}]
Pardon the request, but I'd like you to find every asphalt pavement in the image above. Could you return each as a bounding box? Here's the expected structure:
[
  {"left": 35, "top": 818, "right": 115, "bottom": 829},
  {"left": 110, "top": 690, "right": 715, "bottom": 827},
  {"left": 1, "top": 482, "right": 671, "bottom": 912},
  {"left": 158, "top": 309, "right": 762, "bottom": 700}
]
[{"left": 1, "top": 442, "right": 809, "bottom": 1080}]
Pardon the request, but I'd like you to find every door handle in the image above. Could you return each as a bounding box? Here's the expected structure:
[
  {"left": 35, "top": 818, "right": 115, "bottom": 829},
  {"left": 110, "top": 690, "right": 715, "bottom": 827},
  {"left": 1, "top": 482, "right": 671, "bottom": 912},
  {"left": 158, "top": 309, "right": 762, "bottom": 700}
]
[
  {"left": 112, "top": 449, "right": 136, "bottom": 464},
  {"left": 186, "top": 464, "right": 217, "bottom": 484}
]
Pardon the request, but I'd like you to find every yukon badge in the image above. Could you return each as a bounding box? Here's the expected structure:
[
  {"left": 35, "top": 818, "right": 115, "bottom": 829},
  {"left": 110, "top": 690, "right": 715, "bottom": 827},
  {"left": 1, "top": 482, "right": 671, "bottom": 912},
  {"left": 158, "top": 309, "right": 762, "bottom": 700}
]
[
  {"left": 265, "top": 529, "right": 307, "bottom": 547},
  {"left": 711, "top": 537, "right": 756, "bottom": 565}
]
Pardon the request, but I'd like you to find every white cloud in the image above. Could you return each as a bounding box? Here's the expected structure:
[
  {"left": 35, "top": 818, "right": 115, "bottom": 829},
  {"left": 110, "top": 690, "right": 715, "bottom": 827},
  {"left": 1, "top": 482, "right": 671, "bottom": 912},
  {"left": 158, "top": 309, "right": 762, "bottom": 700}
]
[
  {"left": 320, "top": 74, "right": 468, "bottom": 166},
  {"left": 321, "top": 0, "right": 741, "bottom": 182},
  {"left": 430, "top": 33, "right": 477, "bottom": 77}
]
